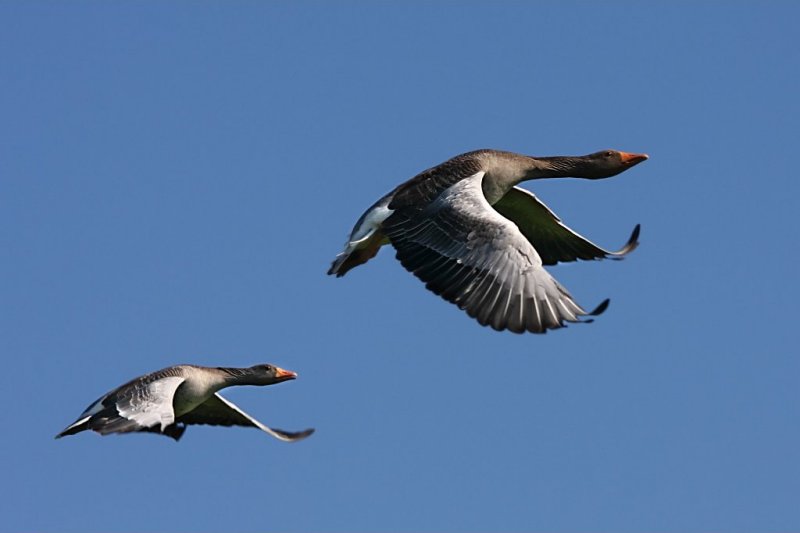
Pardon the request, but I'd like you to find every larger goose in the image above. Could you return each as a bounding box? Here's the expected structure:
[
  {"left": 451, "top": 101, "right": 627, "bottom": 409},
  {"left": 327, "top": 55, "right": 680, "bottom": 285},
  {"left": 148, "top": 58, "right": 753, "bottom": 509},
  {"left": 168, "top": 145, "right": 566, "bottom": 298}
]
[
  {"left": 56, "top": 364, "right": 314, "bottom": 442},
  {"left": 329, "top": 149, "right": 647, "bottom": 334}
]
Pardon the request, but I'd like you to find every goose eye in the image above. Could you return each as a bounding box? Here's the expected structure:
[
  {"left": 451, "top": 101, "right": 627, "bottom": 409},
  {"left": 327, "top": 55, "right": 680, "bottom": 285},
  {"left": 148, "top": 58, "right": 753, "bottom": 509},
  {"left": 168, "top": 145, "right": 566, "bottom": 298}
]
[{"left": 604, "top": 151, "right": 614, "bottom": 158}]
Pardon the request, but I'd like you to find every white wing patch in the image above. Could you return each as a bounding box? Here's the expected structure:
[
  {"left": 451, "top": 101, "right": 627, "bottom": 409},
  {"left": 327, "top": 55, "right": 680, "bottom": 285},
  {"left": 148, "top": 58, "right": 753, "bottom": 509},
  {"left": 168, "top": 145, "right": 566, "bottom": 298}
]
[
  {"left": 60, "top": 415, "right": 92, "bottom": 435},
  {"left": 384, "top": 170, "right": 603, "bottom": 333},
  {"left": 115, "top": 376, "right": 185, "bottom": 431},
  {"left": 348, "top": 203, "right": 393, "bottom": 245}
]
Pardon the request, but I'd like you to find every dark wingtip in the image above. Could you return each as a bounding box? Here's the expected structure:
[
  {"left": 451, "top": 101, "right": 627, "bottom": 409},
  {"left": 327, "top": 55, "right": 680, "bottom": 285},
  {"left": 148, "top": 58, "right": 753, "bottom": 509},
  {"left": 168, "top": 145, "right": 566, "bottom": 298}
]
[
  {"left": 279, "top": 427, "right": 315, "bottom": 441},
  {"left": 328, "top": 260, "right": 348, "bottom": 277},
  {"left": 630, "top": 223, "right": 641, "bottom": 245},
  {"left": 605, "top": 224, "right": 640, "bottom": 259},
  {"left": 617, "top": 224, "right": 641, "bottom": 256},
  {"left": 55, "top": 422, "right": 84, "bottom": 439},
  {"left": 165, "top": 424, "right": 186, "bottom": 442},
  {"left": 589, "top": 298, "right": 610, "bottom": 316}
]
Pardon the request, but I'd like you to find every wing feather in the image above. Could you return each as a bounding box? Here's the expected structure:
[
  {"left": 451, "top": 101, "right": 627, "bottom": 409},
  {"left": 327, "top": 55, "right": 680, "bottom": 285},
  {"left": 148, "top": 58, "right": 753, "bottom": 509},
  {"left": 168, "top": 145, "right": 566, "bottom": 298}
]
[
  {"left": 383, "top": 172, "right": 606, "bottom": 333},
  {"left": 493, "top": 186, "right": 639, "bottom": 266},
  {"left": 178, "top": 393, "right": 314, "bottom": 442},
  {"left": 114, "top": 376, "right": 186, "bottom": 431}
]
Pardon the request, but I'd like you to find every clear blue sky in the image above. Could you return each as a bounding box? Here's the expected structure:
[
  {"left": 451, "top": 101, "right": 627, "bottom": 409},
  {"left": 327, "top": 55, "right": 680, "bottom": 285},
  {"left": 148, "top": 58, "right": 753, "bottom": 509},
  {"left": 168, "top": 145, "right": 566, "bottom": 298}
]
[{"left": 2, "top": 2, "right": 798, "bottom": 532}]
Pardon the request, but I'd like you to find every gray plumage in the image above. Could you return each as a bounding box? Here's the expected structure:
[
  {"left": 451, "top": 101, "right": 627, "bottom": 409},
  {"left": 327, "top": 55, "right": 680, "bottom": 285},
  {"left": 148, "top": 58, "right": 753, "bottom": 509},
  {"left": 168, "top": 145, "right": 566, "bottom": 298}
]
[
  {"left": 329, "top": 148, "right": 647, "bottom": 334},
  {"left": 56, "top": 364, "right": 314, "bottom": 442}
]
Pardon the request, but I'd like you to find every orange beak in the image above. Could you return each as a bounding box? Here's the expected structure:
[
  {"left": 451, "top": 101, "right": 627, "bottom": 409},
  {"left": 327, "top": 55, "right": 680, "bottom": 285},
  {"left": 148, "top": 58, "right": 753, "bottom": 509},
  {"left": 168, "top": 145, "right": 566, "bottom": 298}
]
[
  {"left": 619, "top": 151, "right": 649, "bottom": 166},
  {"left": 274, "top": 367, "right": 298, "bottom": 380}
]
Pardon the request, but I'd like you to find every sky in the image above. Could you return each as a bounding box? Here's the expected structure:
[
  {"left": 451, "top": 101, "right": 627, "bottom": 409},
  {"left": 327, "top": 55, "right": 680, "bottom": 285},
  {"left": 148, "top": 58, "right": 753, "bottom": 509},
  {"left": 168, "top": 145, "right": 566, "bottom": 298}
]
[{"left": 1, "top": 2, "right": 799, "bottom": 532}]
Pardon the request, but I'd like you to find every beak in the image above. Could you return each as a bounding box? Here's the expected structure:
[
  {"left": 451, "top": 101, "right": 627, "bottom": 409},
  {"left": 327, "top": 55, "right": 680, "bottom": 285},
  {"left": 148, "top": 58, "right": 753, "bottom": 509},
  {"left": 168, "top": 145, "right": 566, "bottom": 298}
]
[
  {"left": 619, "top": 151, "right": 649, "bottom": 166},
  {"left": 274, "top": 367, "right": 298, "bottom": 380}
]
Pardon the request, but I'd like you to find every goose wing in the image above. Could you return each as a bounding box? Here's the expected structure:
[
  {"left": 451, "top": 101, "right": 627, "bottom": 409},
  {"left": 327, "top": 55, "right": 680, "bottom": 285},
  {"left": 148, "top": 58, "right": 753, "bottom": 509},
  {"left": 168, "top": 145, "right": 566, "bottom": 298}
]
[
  {"left": 91, "top": 376, "right": 187, "bottom": 435},
  {"left": 382, "top": 172, "right": 607, "bottom": 333},
  {"left": 178, "top": 393, "right": 314, "bottom": 442},
  {"left": 492, "top": 187, "right": 639, "bottom": 266},
  {"left": 56, "top": 375, "right": 186, "bottom": 439},
  {"left": 56, "top": 368, "right": 187, "bottom": 439}
]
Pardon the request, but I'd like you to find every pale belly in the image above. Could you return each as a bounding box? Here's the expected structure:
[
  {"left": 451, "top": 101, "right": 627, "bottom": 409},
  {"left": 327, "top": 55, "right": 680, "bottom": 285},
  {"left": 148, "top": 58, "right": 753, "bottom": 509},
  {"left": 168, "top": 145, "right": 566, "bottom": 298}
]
[{"left": 171, "top": 380, "right": 219, "bottom": 417}]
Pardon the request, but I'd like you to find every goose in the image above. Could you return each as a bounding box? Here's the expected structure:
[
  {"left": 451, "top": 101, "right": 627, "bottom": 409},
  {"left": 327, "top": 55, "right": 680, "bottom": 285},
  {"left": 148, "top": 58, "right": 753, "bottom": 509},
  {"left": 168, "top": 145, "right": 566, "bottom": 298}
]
[
  {"left": 329, "top": 149, "right": 647, "bottom": 334},
  {"left": 56, "top": 364, "right": 314, "bottom": 442}
]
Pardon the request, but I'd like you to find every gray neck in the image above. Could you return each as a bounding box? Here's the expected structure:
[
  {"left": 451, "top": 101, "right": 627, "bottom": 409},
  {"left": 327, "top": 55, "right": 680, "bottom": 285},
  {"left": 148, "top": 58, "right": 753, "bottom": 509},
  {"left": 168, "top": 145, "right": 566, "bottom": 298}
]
[
  {"left": 217, "top": 367, "right": 262, "bottom": 386},
  {"left": 479, "top": 151, "right": 587, "bottom": 203},
  {"left": 528, "top": 156, "right": 593, "bottom": 179}
]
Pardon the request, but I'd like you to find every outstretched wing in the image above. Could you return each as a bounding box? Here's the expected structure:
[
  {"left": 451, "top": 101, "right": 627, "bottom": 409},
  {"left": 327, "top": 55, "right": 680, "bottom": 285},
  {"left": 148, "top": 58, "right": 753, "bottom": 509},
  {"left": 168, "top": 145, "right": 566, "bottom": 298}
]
[
  {"left": 178, "top": 393, "right": 314, "bottom": 442},
  {"left": 492, "top": 186, "right": 639, "bottom": 266},
  {"left": 382, "top": 172, "right": 607, "bottom": 333},
  {"left": 90, "top": 376, "right": 186, "bottom": 435}
]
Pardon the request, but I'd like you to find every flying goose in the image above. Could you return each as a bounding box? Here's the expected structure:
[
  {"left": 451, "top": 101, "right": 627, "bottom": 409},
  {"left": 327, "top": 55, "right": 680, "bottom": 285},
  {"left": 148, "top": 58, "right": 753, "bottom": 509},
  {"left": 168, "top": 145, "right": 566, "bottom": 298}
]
[
  {"left": 56, "top": 364, "right": 314, "bottom": 442},
  {"left": 329, "top": 149, "right": 647, "bottom": 334}
]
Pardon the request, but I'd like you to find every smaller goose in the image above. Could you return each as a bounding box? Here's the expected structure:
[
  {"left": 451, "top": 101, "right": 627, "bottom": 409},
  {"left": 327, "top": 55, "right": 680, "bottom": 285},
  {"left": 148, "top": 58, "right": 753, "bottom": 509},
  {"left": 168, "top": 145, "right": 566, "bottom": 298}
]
[
  {"left": 56, "top": 364, "right": 314, "bottom": 442},
  {"left": 329, "top": 149, "right": 647, "bottom": 334}
]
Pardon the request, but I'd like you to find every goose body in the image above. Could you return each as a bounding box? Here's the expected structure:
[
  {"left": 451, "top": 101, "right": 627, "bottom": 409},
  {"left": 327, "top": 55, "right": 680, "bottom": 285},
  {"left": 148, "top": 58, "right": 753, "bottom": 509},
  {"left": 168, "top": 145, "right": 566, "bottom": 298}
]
[
  {"left": 56, "top": 364, "right": 314, "bottom": 442},
  {"left": 329, "top": 149, "right": 647, "bottom": 334}
]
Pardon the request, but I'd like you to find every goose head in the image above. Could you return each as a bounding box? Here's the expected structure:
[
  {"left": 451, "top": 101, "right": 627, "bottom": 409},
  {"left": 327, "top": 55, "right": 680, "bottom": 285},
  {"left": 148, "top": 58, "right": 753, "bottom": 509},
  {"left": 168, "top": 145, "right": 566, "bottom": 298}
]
[
  {"left": 572, "top": 150, "right": 649, "bottom": 179},
  {"left": 222, "top": 364, "right": 298, "bottom": 386},
  {"left": 250, "top": 364, "right": 297, "bottom": 385}
]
